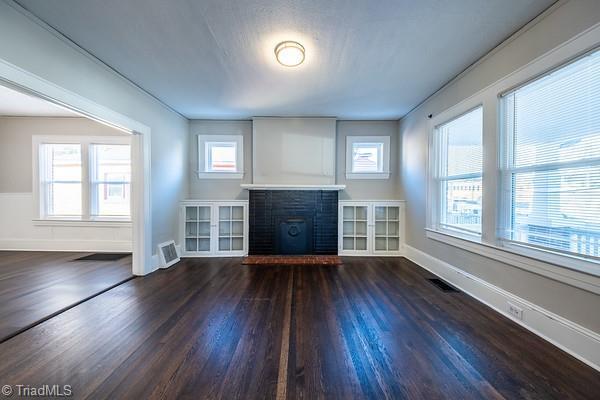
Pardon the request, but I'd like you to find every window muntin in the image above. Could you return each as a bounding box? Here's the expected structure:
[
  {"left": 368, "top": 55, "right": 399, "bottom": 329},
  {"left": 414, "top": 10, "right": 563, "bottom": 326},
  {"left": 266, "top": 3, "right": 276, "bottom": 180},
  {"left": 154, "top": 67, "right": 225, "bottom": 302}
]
[
  {"left": 90, "top": 144, "right": 131, "bottom": 218},
  {"left": 500, "top": 49, "right": 600, "bottom": 259},
  {"left": 41, "top": 143, "right": 82, "bottom": 217},
  {"left": 352, "top": 142, "right": 383, "bottom": 173},
  {"left": 206, "top": 142, "right": 237, "bottom": 172},
  {"left": 434, "top": 106, "right": 483, "bottom": 234}
]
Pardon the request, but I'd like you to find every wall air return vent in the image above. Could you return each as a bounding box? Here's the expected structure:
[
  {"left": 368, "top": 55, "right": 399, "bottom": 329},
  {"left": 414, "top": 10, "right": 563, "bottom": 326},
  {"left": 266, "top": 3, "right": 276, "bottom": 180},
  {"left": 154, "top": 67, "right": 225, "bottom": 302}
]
[{"left": 158, "top": 240, "right": 180, "bottom": 269}]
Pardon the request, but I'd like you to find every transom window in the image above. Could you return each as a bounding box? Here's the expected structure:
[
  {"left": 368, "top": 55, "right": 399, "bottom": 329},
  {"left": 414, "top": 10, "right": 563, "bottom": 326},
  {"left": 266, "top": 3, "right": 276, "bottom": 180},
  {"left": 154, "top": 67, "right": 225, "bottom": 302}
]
[
  {"left": 432, "top": 106, "right": 483, "bottom": 235},
  {"left": 500, "top": 49, "right": 600, "bottom": 259},
  {"left": 35, "top": 136, "right": 131, "bottom": 221}
]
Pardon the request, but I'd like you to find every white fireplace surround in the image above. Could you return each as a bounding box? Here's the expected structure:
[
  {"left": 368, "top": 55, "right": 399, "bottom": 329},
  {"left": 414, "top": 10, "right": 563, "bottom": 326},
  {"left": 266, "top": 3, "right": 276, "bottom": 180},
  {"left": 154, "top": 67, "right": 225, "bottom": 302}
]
[{"left": 241, "top": 184, "right": 345, "bottom": 191}]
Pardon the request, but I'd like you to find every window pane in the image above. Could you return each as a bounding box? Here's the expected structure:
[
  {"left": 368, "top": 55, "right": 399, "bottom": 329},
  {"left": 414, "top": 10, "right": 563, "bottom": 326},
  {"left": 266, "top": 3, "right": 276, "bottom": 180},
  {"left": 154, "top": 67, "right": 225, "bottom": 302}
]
[
  {"left": 208, "top": 142, "right": 236, "bottom": 172},
  {"left": 511, "top": 166, "right": 600, "bottom": 257},
  {"left": 508, "top": 51, "right": 600, "bottom": 169},
  {"left": 96, "top": 183, "right": 131, "bottom": 217},
  {"left": 503, "top": 49, "right": 600, "bottom": 259},
  {"left": 92, "top": 144, "right": 131, "bottom": 218},
  {"left": 48, "top": 182, "right": 82, "bottom": 216},
  {"left": 438, "top": 107, "right": 483, "bottom": 177},
  {"left": 352, "top": 143, "right": 382, "bottom": 173},
  {"left": 441, "top": 177, "right": 482, "bottom": 233},
  {"left": 42, "top": 144, "right": 82, "bottom": 217}
]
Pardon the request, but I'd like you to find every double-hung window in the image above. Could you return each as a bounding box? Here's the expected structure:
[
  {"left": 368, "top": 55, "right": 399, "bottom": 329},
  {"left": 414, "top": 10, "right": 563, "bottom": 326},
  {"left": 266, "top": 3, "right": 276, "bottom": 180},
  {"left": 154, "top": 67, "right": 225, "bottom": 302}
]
[
  {"left": 500, "top": 49, "right": 600, "bottom": 260},
  {"left": 432, "top": 106, "right": 483, "bottom": 235},
  {"left": 40, "top": 143, "right": 83, "bottom": 217},
  {"left": 35, "top": 136, "right": 131, "bottom": 221},
  {"left": 90, "top": 144, "right": 131, "bottom": 218}
]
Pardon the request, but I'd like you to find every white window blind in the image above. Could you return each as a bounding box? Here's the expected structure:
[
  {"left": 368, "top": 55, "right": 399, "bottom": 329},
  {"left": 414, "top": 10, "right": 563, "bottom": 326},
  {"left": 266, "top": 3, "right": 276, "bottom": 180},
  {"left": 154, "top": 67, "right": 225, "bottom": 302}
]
[
  {"left": 434, "top": 106, "right": 483, "bottom": 234},
  {"left": 500, "top": 49, "right": 600, "bottom": 259}
]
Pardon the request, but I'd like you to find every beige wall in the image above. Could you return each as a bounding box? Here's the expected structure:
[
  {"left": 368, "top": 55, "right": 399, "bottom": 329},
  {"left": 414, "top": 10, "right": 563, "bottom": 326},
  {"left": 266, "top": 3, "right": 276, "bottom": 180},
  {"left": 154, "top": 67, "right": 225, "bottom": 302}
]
[
  {"left": 188, "top": 120, "right": 253, "bottom": 200},
  {"left": 0, "top": 117, "right": 123, "bottom": 193},
  {"left": 188, "top": 119, "right": 403, "bottom": 201},
  {"left": 336, "top": 120, "right": 401, "bottom": 200},
  {"left": 399, "top": 0, "right": 600, "bottom": 332}
]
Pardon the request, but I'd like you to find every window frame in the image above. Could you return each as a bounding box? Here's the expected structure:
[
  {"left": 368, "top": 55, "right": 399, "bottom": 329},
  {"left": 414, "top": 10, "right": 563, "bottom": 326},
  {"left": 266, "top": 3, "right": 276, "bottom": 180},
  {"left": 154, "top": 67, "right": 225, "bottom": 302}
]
[
  {"left": 345, "top": 135, "right": 391, "bottom": 179},
  {"left": 498, "top": 48, "right": 600, "bottom": 266},
  {"left": 428, "top": 105, "right": 484, "bottom": 240},
  {"left": 197, "top": 134, "right": 244, "bottom": 179},
  {"left": 32, "top": 135, "right": 132, "bottom": 223},
  {"left": 423, "top": 38, "right": 600, "bottom": 287}
]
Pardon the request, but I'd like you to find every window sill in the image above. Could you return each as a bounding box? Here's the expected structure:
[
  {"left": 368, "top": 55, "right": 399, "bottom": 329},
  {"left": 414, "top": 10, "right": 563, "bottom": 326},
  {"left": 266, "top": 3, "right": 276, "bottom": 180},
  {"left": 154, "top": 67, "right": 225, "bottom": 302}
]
[
  {"left": 197, "top": 172, "right": 244, "bottom": 180},
  {"left": 345, "top": 172, "right": 390, "bottom": 180},
  {"left": 425, "top": 228, "right": 600, "bottom": 294},
  {"left": 33, "top": 219, "right": 132, "bottom": 228}
]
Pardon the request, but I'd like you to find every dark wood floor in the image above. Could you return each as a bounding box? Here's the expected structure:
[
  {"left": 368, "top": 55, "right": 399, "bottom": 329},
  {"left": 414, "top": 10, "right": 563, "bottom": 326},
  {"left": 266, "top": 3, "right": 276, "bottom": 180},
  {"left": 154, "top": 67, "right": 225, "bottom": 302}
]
[
  {"left": 0, "top": 257, "right": 598, "bottom": 399},
  {"left": 0, "top": 251, "right": 132, "bottom": 342}
]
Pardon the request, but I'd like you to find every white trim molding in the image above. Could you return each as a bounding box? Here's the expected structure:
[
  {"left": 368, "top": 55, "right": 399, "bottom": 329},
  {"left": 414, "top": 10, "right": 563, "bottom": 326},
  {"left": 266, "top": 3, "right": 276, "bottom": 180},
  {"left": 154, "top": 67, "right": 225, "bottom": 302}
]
[
  {"left": 404, "top": 245, "right": 600, "bottom": 372},
  {"left": 426, "top": 229, "right": 600, "bottom": 295},
  {"left": 241, "top": 184, "right": 346, "bottom": 191},
  {"left": 0, "top": 239, "right": 131, "bottom": 252}
]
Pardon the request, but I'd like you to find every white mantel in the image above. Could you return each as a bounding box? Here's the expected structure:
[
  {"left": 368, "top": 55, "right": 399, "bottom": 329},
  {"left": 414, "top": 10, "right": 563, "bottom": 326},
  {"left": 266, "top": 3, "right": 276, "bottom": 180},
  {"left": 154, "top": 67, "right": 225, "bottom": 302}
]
[{"left": 240, "top": 184, "right": 346, "bottom": 191}]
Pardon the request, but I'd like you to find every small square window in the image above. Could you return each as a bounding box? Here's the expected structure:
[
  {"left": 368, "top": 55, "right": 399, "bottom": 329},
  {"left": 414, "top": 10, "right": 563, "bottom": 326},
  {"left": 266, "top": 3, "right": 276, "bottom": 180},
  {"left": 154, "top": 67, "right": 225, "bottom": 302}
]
[
  {"left": 206, "top": 142, "right": 237, "bottom": 172},
  {"left": 198, "top": 134, "right": 244, "bottom": 179},
  {"left": 352, "top": 142, "right": 383, "bottom": 173},
  {"left": 346, "top": 136, "right": 390, "bottom": 179}
]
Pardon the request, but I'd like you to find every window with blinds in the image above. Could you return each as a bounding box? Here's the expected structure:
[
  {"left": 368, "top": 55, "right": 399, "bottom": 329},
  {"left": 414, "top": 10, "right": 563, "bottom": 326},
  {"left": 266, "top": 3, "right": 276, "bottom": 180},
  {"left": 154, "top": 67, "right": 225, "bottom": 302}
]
[
  {"left": 500, "top": 49, "right": 600, "bottom": 259},
  {"left": 433, "top": 106, "right": 483, "bottom": 234}
]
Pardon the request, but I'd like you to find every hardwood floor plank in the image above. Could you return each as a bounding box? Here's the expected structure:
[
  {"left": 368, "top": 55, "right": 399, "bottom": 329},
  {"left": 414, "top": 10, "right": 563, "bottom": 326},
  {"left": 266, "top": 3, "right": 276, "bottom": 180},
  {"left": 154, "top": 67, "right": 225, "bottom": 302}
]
[
  {"left": 0, "top": 251, "right": 132, "bottom": 342},
  {"left": 0, "top": 257, "right": 598, "bottom": 399}
]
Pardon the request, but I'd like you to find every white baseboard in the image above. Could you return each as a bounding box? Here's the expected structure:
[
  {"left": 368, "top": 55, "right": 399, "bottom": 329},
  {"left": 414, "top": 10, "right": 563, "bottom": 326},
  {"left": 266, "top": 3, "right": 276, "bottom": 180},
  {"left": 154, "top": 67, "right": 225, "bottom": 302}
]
[
  {"left": 0, "top": 239, "right": 132, "bottom": 252},
  {"left": 403, "top": 245, "right": 600, "bottom": 372}
]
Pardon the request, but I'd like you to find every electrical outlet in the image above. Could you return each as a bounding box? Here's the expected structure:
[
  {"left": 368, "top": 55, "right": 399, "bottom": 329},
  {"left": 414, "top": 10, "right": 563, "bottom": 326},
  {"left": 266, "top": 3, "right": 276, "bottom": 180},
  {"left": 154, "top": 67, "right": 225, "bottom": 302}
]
[{"left": 507, "top": 302, "right": 524, "bottom": 320}]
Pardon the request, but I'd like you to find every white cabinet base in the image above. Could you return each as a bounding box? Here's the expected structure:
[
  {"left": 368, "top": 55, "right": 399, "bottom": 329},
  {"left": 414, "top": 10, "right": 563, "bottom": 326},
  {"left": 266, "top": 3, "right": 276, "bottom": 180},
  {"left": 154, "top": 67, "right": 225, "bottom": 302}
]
[
  {"left": 181, "top": 200, "right": 248, "bottom": 257},
  {"left": 339, "top": 201, "right": 405, "bottom": 256}
]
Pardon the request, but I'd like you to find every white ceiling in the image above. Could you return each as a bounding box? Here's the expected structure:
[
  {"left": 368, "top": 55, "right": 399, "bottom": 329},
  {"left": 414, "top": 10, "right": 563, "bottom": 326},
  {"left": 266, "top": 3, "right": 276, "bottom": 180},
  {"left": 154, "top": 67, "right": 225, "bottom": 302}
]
[
  {"left": 0, "top": 85, "right": 80, "bottom": 117},
  {"left": 15, "top": 0, "right": 555, "bottom": 119}
]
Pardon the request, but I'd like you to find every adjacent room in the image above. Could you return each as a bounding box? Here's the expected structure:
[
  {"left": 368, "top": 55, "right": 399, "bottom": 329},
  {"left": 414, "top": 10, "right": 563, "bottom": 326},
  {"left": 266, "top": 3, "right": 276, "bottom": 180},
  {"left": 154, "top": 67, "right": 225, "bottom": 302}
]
[
  {"left": 0, "top": 0, "right": 599, "bottom": 399},
  {"left": 0, "top": 84, "right": 134, "bottom": 342}
]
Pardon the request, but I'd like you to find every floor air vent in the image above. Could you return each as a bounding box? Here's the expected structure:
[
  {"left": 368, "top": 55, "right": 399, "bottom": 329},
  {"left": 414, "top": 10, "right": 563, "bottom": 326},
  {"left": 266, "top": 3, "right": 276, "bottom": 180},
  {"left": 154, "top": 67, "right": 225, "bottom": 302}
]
[
  {"left": 75, "top": 253, "right": 130, "bottom": 261},
  {"left": 427, "top": 278, "right": 460, "bottom": 292}
]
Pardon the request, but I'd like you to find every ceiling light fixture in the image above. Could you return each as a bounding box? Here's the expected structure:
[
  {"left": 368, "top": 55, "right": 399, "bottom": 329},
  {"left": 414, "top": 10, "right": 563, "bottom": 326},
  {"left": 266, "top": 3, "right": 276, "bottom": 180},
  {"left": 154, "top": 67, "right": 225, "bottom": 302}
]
[{"left": 274, "top": 41, "right": 305, "bottom": 67}]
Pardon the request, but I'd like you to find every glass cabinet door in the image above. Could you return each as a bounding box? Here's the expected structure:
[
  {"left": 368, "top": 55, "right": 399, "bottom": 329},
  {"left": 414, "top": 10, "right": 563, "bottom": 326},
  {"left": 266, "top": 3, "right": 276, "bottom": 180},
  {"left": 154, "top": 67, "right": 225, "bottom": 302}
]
[
  {"left": 184, "top": 205, "right": 212, "bottom": 253},
  {"left": 374, "top": 205, "right": 400, "bottom": 252},
  {"left": 218, "top": 205, "right": 245, "bottom": 252},
  {"left": 342, "top": 205, "right": 369, "bottom": 252}
]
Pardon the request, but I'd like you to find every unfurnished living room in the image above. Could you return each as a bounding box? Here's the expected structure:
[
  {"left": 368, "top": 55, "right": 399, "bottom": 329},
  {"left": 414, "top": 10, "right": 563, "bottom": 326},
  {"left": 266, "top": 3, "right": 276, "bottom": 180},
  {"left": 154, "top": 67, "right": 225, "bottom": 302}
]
[{"left": 0, "top": 0, "right": 599, "bottom": 399}]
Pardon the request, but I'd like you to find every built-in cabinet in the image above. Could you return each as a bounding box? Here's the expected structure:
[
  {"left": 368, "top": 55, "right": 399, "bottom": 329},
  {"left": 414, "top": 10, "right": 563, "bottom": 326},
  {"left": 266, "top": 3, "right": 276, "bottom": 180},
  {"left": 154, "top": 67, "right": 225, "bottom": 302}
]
[
  {"left": 181, "top": 201, "right": 248, "bottom": 257},
  {"left": 339, "top": 201, "right": 405, "bottom": 256}
]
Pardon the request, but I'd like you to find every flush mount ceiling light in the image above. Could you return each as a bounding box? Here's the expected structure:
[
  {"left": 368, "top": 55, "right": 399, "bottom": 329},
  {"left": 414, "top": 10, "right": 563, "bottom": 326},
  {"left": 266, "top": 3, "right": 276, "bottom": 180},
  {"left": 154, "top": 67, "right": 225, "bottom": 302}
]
[{"left": 274, "top": 41, "right": 305, "bottom": 67}]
